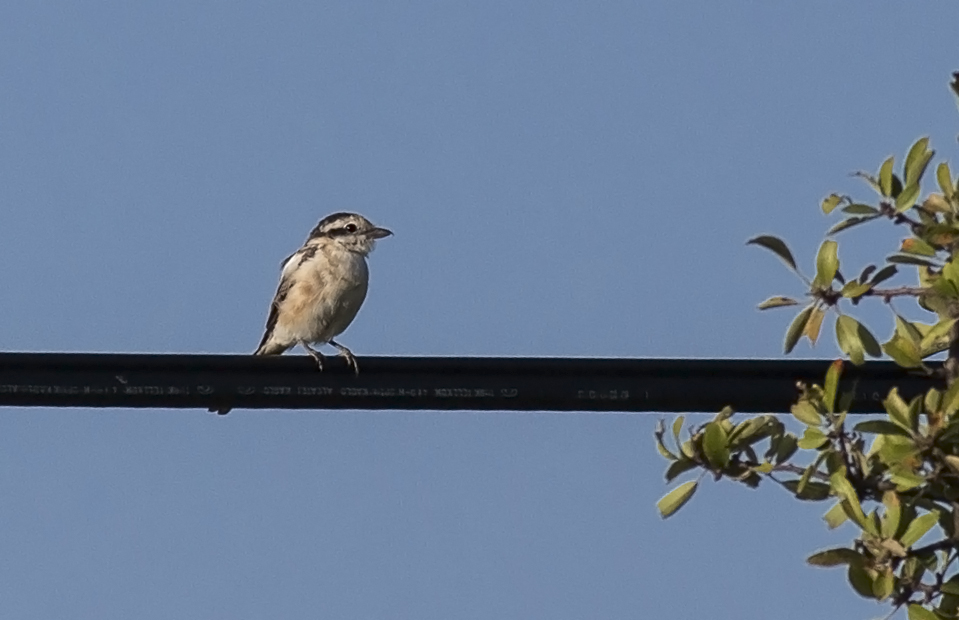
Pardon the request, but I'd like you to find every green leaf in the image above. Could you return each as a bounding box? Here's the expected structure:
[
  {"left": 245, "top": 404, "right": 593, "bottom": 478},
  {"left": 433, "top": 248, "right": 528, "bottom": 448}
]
[
  {"left": 837, "top": 383, "right": 857, "bottom": 414},
  {"left": 884, "top": 335, "right": 923, "bottom": 368},
  {"left": 821, "top": 193, "right": 844, "bottom": 214},
  {"left": 904, "top": 137, "right": 933, "bottom": 187},
  {"left": 828, "top": 216, "right": 877, "bottom": 235},
  {"left": 900, "top": 237, "right": 937, "bottom": 257},
  {"left": 900, "top": 511, "right": 939, "bottom": 547},
  {"left": 847, "top": 560, "right": 875, "bottom": 599},
  {"left": 774, "top": 433, "right": 798, "bottom": 463},
  {"left": 807, "top": 548, "right": 862, "bottom": 567},
  {"left": 908, "top": 604, "right": 938, "bottom": 620},
  {"left": 797, "top": 451, "right": 827, "bottom": 495},
  {"left": 924, "top": 388, "right": 942, "bottom": 417},
  {"left": 702, "top": 422, "right": 729, "bottom": 469},
  {"left": 824, "top": 359, "right": 842, "bottom": 413},
  {"left": 880, "top": 538, "right": 907, "bottom": 558},
  {"left": 901, "top": 556, "right": 923, "bottom": 581},
  {"left": 852, "top": 170, "right": 882, "bottom": 194},
  {"left": 813, "top": 240, "right": 839, "bottom": 289},
  {"left": 884, "top": 388, "right": 914, "bottom": 431},
  {"left": 924, "top": 193, "right": 952, "bottom": 213},
  {"left": 853, "top": 420, "right": 912, "bottom": 437},
  {"left": 665, "top": 458, "right": 698, "bottom": 482},
  {"left": 854, "top": 420, "right": 913, "bottom": 437},
  {"left": 752, "top": 461, "right": 774, "bottom": 474},
  {"left": 835, "top": 315, "right": 881, "bottom": 366},
  {"left": 944, "top": 255, "right": 959, "bottom": 290},
  {"left": 798, "top": 427, "right": 828, "bottom": 450},
  {"left": 904, "top": 137, "right": 928, "bottom": 169},
  {"left": 803, "top": 306, "right": 825, "bottom": 345},
  {"left": 657, "top": 481, "right": 698, "bottom": 519},
  {"left": 941, "top": 595, "right": 959, "bottom": 618},
  {"left": 896, "top": 183, "right": 921, "bottom": 213},
  {"left": 895, "top": 315, "right": 924, "bottom": 344},
  {"left": 943, "top": 380, "right": 959, "bottom": 416},
  {"left": 881, "top": 491, "right": 901, "bottom": 538},
  {"left": 874, "top": 568, "right": 894, "bottom": 600},
  {"left": 938, "top": 161, "right": 955, "bottom": 197},
  {"left": 716, "top": 406, "right": 734, "bottom": 422},
  {"left": 747, "top": 235, "right": 799, "bottom": 273},
  {"left": 904, "top": 138, "right": 931, "bottom": 180},
  {"left": 920, "top": 317, "right": 957, "bottom": 355},
  {"left": 671, "top": 416, "right": 684, "bottom": 443},
  {"left": 656, "top": 438, "right": 677, "bottom": 460},
  {"left": 887, "top": 254, "right": 941, "bottom": 267},
  {"left": 780, "top": 479, "right": 830, "bottom": 501},
  {"left": 870, "top": 264, "right": 897, "bottom": 286},
  {"left": 841, "top": 281, "right": 871, "bottom": 298},
  {"left": 841, "top": 203, "right": 880, "bottom": 215},
  {"left": 728, "top": 416, "right": 768, "bottom": 446},
  {"left": 906, "top": 396, "right": 924, "bottom": 434},
  {"left": 891, "top": 173, "right": 904, "bottom": 198},
  {"left": 757, "top": 296, "right": 800, "bottom": 310},
  {"left": 879, "top": 156, "right": 895, "bottom": 196},
  {"left": 942, "top": 576, "right": 959, "bottom": 596},
  {"left": 824, "top": 451, "right": 845, "bottom": 475},
  {"left": 882, "top": 314, "right": 922, "bottom": 368},
  {"left": 830, "top": 471, "right": 867, "bottom": 528},
  {"left": 823, "top": 501, "right": 848, "bottom": 528},
  {"left": 784, "top": 305, "right": 814, "bottom": 354},
  {"left": 791, "top": 401, "right": 821, "bottom": 426},
  {"left": 889, "top": 469, "right": 925, "bottom": 491}
]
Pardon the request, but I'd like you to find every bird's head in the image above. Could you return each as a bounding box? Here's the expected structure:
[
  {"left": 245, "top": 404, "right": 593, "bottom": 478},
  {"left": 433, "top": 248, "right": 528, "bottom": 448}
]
[{"left": 307, "top": 212, "right": 392, "bottom": 255}]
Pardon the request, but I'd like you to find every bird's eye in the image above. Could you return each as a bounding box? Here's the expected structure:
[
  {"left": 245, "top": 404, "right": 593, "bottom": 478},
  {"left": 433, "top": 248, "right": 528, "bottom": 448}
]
[{"left": 345, "top": 224, "right": 357, "bottom": 233}]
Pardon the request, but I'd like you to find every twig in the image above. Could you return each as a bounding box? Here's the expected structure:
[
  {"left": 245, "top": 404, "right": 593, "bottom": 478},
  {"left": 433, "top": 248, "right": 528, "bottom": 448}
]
[
  {"left": 909, "top": 539, "right": 957, "bottom": 557},
  {"left": 739, "top": 459, "right": 830, "bottom": 482},
  {"left": 879, "top": 201, "right": 923, "bottom": 230},
  {"left": 946, "top": 311, "right": 959, "bottom": 383},
  {"left": 866, "top": 286, "right": 929, "bottom": 302}
]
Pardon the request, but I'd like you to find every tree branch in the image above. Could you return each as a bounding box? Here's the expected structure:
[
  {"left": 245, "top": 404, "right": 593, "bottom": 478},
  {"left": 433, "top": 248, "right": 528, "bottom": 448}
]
[
  {"left": 879, "top": 201, "right": 923, "bottom": 231},
  {"left": 948, "top": 310, "right": 959, "bottom": 384},
  {"left": 866, "top": 286, "right": 928, "bottom": 302},
  {"left": 909, "top": 539, "right": 957, "bottom": 557}
]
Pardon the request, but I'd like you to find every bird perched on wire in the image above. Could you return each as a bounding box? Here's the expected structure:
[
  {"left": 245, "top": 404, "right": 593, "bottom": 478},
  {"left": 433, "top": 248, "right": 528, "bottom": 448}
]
[
  {"left": 254, "top": 212, "right": 392, "bottom": 372},
  {"left": 209, "top": 212, "right": 391, "bottom": 415}
]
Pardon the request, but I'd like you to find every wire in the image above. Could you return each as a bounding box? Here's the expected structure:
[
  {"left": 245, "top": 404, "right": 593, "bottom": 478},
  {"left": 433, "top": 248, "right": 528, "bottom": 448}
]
[{"left": 0, "top": 353, "right": 932, "bottom": 414}]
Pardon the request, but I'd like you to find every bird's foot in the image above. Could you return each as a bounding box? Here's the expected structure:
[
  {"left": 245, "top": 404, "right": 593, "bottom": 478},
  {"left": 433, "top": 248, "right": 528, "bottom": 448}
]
[
  {"left": 330, "top": 340, "right": 359, "bottom": 375},
  {"left": 300, "top": 342, "right": 326, "bottom": 371}
]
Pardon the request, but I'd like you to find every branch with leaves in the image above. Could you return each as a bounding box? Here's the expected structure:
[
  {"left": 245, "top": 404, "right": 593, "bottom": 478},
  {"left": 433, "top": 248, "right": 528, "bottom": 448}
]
[
  {"left": 657, "top": 362, "right": 959, "bottom": 617},
  {"left": 748, "top": 135, "right": 959, "bottom": 370},
  {"left": 656, "top": 78, "right": 959, "bottom": 620}
]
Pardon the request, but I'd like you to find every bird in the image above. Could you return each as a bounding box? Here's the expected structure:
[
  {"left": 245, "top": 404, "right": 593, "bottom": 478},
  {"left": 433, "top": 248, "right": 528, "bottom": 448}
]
[
  {"left": 209, "top": 212, "right": 391, "bottom": 415},
  {"left": 254, "top": 211, "right": 392, "bottom": 373}
]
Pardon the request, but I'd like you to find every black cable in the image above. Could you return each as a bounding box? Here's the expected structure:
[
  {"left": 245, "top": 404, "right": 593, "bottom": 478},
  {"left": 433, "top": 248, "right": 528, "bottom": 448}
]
[{"left": 0, "top": 353, "right": 935, "bottom": 413}]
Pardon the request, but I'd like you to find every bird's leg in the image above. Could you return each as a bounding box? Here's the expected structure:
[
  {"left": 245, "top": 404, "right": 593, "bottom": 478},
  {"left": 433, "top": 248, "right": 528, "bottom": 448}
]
[
  {"left": 300, "top": 341, "right": 325, "bottom": 371},
  {"left": 329, "top": 339, "right": 359, "bottom": 375}
]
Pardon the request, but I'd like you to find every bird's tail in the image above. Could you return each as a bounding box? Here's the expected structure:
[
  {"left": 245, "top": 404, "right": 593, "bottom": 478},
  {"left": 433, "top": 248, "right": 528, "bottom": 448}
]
[
  {"left": 210, "top": 337, "right": 286, "bottom": 415},
  {"left": 253, "top": 338, "right": 289, "bottom": 356}
]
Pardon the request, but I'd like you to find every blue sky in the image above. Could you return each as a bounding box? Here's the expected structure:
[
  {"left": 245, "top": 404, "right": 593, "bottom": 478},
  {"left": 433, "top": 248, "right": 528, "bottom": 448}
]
[{"left": 1, "top": 1, "right": 957, "bottom": 618}]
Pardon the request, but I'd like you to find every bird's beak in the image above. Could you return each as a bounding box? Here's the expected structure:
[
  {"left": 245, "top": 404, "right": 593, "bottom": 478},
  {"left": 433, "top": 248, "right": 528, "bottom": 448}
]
[{"left": 368, "top": 227, "right": 393, "bottom": 239}]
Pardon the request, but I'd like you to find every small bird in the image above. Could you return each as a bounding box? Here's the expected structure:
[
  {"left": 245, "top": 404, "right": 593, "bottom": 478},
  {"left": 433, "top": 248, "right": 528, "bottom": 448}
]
[{"left": 254, "top": 211, "right": 392, "bottom": 372}]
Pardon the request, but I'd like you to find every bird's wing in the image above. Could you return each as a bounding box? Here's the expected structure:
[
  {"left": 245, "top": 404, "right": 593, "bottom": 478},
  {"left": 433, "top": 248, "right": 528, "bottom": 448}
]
[{"left": 255, "top": 245, "right": 318, "bottom": 353}]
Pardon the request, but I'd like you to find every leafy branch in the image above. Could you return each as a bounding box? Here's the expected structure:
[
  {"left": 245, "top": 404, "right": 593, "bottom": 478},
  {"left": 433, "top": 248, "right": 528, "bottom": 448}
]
[{"left": 657, "top": 102, "right": 959, "bottom": 618}]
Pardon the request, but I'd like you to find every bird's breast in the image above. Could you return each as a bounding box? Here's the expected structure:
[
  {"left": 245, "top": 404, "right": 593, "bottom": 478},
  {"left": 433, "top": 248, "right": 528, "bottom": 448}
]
[{"left": 282, "top": 250, "right": 370, "bottom": 342}]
